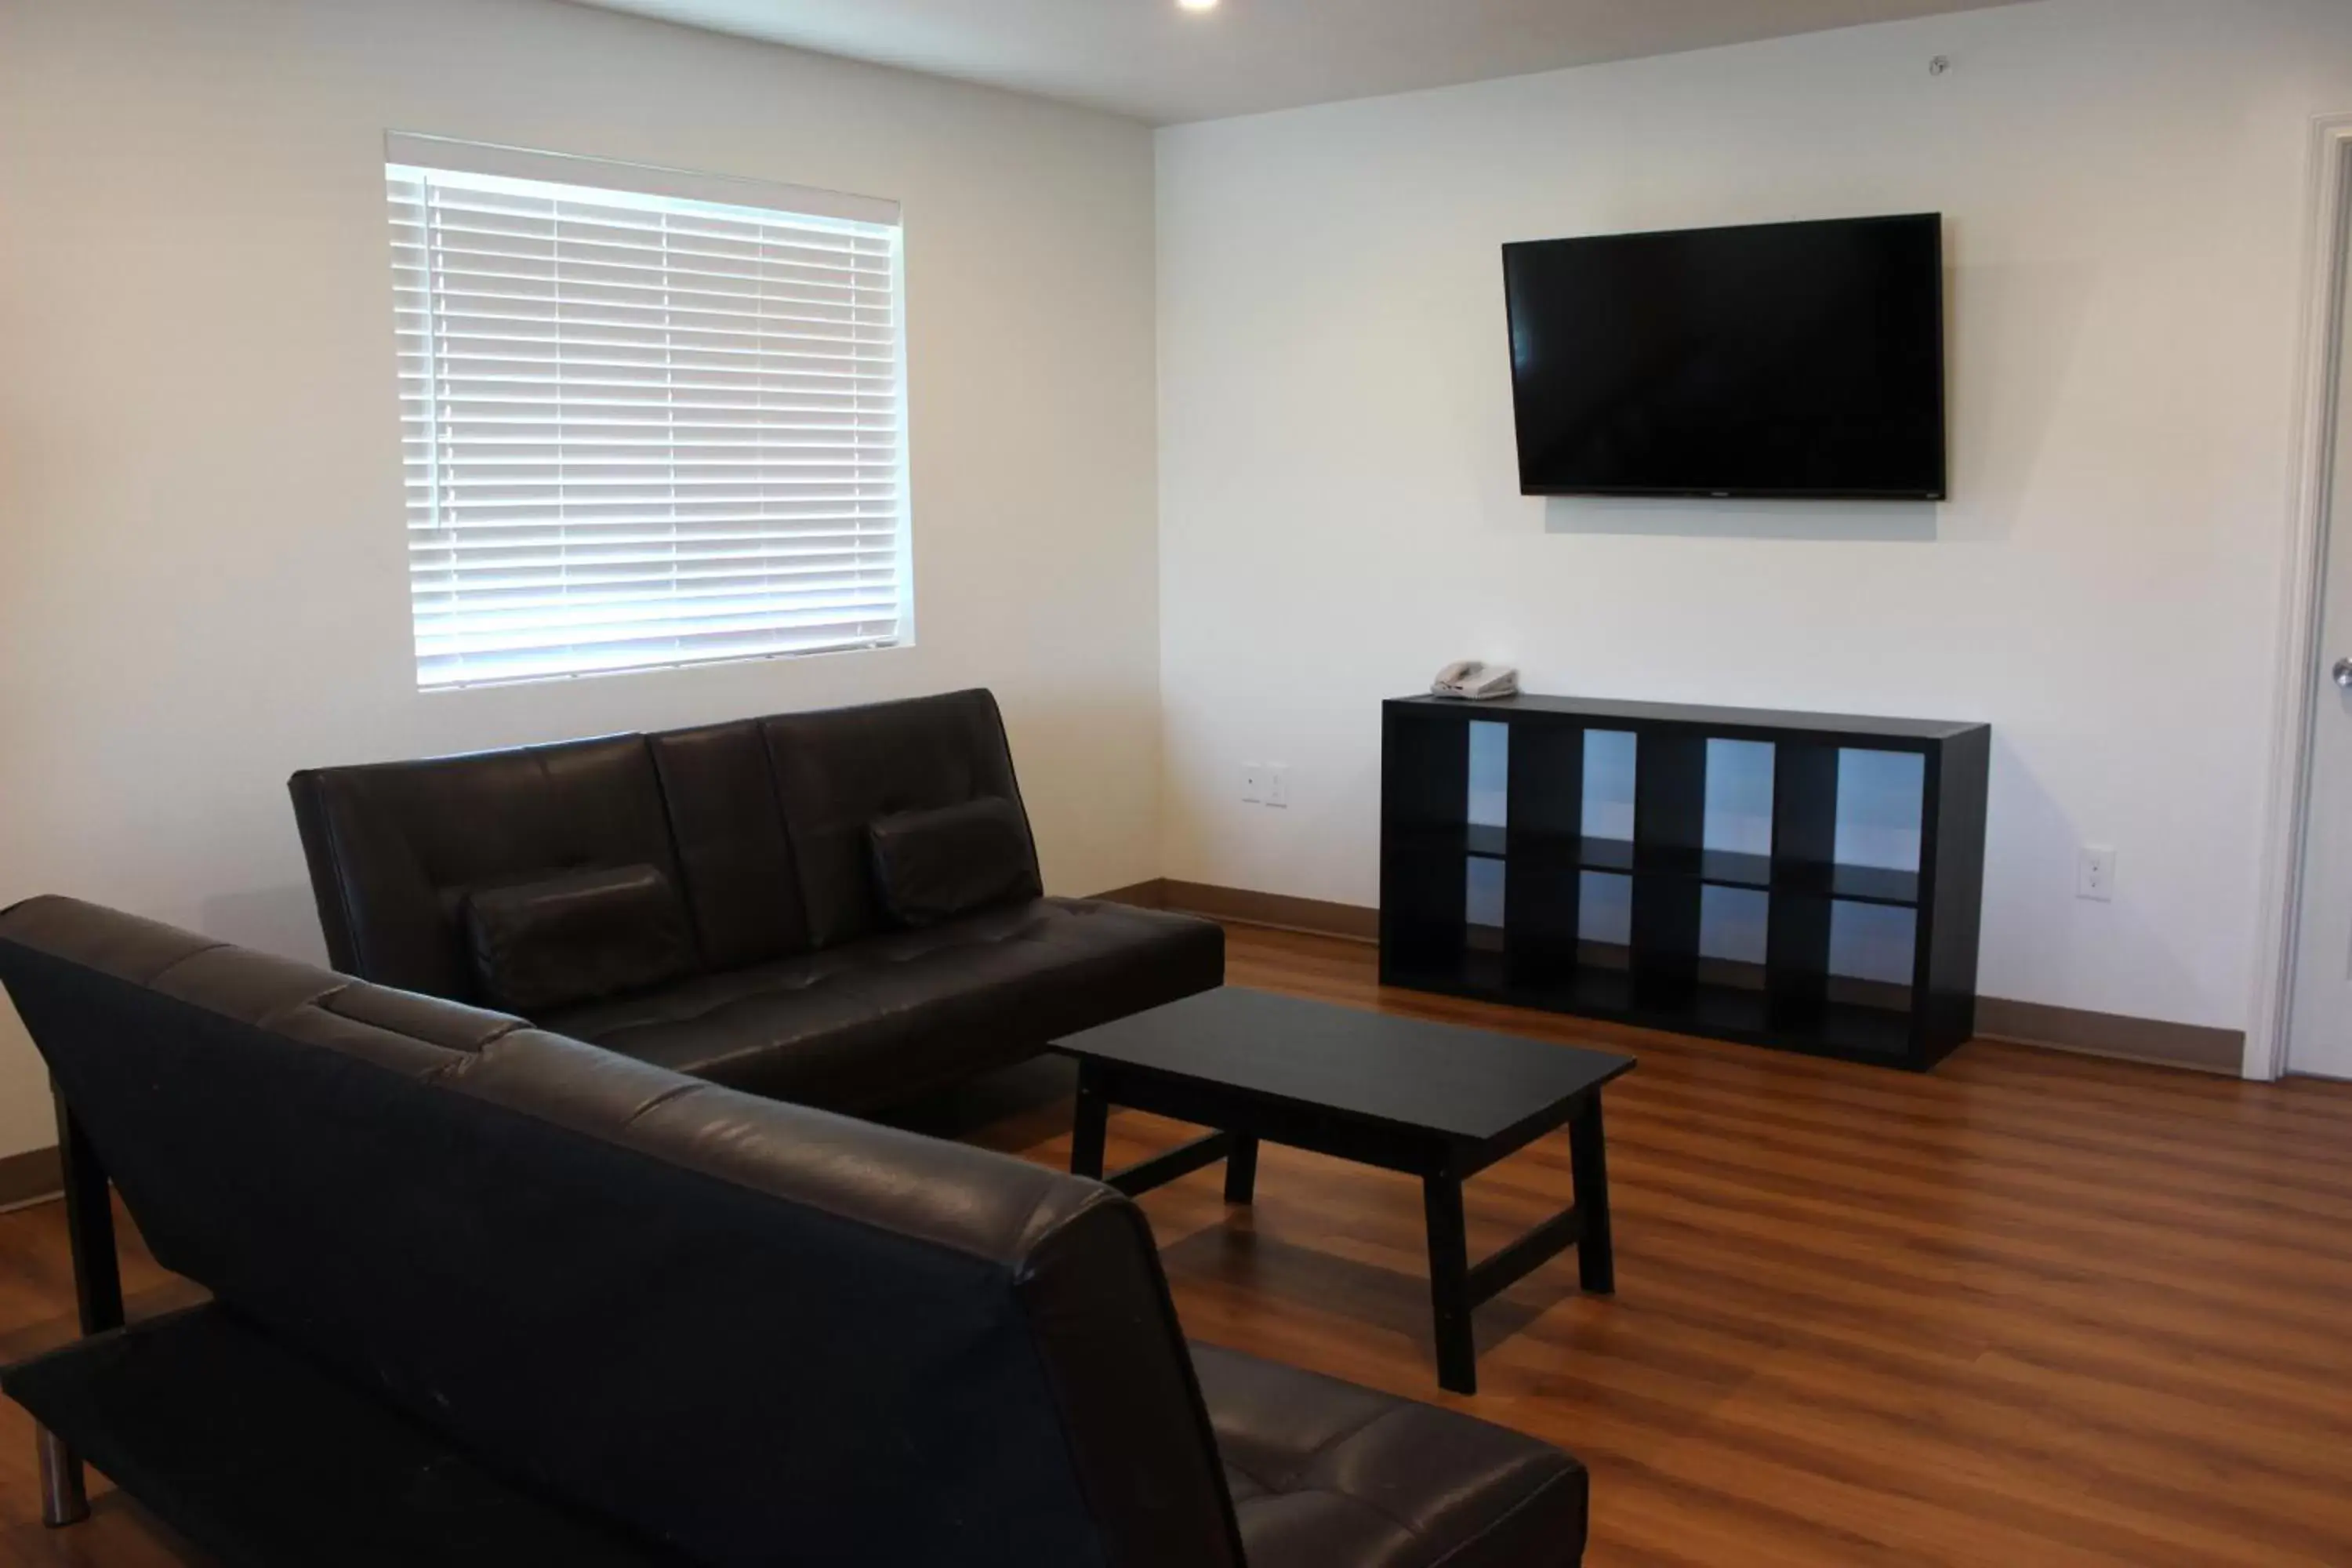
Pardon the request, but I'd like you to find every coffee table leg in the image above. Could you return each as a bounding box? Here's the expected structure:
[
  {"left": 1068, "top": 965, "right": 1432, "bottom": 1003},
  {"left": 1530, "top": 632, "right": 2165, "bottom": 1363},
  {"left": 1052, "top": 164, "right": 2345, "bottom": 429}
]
[
  {"left": 1223, "top": 1134, "right": 1259, "bottom": 1204},
  {"left": 1423, "top": 1173, "right": 1477, "bottom": 1396},
  {"left": 1570, "top": 1091, "right": 1614, "bottom": 1295},
  {"left": 1070, "top": 1069, "right": 1109, "bottom": 1181},
  {"left": 36, "top": 1425, "right": 87, "bottom": 1528}
]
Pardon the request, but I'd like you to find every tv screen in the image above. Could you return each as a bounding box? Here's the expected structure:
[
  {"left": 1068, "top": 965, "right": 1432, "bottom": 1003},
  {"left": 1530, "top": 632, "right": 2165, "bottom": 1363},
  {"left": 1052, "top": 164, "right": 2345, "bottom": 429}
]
[{"left": 1502, "top": 213, "right": 1946, "bottom": 500}]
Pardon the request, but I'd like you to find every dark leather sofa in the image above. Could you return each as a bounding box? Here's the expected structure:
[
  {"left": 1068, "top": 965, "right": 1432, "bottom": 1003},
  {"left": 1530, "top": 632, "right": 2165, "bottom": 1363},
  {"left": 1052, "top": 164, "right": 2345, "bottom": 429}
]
[
  {"left": 289, "top": 689, "right": 1221, "bottom": 1113},
  {"left": 0, "top": 896, "right": 1590, "bottom": 1567}
]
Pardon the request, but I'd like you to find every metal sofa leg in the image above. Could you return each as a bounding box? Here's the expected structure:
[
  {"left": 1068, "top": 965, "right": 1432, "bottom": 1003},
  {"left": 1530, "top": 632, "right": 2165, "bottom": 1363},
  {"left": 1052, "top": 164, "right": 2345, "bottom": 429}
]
[{"left": 37, "top": 1425, "right": 89, "bottom": 1527}]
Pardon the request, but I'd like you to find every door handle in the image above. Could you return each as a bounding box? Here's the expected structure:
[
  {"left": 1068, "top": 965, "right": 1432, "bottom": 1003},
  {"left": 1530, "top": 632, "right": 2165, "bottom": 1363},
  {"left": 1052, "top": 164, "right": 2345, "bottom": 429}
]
[{"left": 2337, "top": 658, "right": 2352, "bottom": 690}]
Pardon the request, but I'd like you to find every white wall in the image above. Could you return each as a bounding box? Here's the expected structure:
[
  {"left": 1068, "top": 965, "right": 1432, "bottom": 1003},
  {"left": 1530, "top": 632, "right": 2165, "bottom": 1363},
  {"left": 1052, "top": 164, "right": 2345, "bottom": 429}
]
[
  {"left": 1157, "top": 0, "right": 2352, "bottom": 1038},
  {"left": 0, "top": 0, "right": 1161, "bottom": 1157}
]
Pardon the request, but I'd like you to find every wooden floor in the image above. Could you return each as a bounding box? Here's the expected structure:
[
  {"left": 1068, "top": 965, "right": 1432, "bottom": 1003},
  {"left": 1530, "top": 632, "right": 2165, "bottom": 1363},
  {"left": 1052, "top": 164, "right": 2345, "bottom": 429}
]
[{"left": 2, "top": 924, "right": 2351, "bottom": 1564}]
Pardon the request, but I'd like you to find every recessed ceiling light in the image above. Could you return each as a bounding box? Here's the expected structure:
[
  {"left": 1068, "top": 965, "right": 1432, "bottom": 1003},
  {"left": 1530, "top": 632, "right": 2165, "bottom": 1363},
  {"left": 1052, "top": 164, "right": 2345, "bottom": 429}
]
[{"left": 1178, "top": 0, "right": 1219, "bottom": 12}]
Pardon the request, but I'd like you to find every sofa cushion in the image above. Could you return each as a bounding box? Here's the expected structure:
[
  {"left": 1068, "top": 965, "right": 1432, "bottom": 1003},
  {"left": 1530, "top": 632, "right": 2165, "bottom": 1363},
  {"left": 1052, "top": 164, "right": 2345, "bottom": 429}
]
[
  {"left": 543, "top": 898, "right": 1224, "bottom": 1114},
  {"left": 1191, "top": 1344, "right": 1588, "bottom": 1568},
  {"left": 762, "top": 690, "right": 1042, "bottom": 949},
  {"left": 868, "top": 797, "right": 1033, "bottom": 929},
  {"left": 463, "top": 866, "right": 695, "bottom": 1014},
  {"left": 289, "top": 735, "right": 684, "bottom": 1004}
]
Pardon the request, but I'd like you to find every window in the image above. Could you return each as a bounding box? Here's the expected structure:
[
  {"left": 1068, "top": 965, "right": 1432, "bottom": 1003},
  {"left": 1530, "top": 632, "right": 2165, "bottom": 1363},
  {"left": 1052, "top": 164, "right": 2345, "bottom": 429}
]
[{"left": 385, "top": 135, "right": 909, "bottom": 688}]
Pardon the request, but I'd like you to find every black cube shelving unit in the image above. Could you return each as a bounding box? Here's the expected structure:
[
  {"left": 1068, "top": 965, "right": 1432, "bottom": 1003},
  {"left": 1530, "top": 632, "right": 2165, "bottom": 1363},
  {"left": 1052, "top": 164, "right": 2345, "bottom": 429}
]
[{"left": 1381, "top": 693, "right": 1990, "bottom": 1071}]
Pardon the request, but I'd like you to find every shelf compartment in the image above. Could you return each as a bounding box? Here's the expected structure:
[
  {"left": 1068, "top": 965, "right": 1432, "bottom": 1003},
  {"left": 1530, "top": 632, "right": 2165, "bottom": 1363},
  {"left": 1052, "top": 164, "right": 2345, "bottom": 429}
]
[
  {"left": 1587, "top": 838, "right": 1917, "bottom": 906},
  {"left": 1775, "top": 859, "right": 1918, "bottom": 906},
  {"left": 1505, "top": 832, "right": 1929, "bottom": 907},
  {"left": 1428, "top": 828, "right": 1923, "bottom": 907},
  {"left": 1380, "top": 956, "right": 1916, "bottom": 1062}
]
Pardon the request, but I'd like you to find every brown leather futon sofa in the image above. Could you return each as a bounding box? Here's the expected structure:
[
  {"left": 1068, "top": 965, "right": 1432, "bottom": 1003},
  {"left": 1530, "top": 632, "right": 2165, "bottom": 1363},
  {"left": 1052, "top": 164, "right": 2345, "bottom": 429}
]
[
  {"left": 288, "top": 688, "right": 1221, "bottom": 1112},
  {"left": 0, "top": 897, "right": 1591, "bottom": 1566}
]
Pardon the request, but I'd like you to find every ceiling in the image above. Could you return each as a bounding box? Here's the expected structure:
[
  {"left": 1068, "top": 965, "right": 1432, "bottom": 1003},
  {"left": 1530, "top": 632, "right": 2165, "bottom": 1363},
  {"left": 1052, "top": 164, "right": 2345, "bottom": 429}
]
[{"left": 564, "top": 0, "right": 2029, "bottom": 125}]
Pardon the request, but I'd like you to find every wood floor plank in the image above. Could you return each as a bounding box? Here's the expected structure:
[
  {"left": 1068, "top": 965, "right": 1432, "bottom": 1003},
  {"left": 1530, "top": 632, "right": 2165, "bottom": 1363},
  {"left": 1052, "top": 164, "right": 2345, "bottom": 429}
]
[{"left": 0, "top": 921, "right": 2346, "bottom": 1564}]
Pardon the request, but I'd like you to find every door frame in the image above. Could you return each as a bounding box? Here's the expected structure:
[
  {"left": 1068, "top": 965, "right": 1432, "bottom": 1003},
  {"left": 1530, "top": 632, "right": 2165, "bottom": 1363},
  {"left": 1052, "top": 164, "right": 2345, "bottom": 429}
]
[{"left": 2249, "top": 114, "right": 2352, "bottom": 1081}]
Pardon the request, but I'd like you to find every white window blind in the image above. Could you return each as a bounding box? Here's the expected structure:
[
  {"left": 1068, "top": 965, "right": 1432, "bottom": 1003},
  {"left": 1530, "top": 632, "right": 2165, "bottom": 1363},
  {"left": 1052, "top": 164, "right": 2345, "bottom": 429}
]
[{"left": 385, "top": 137, "right": 909, "bottom": 688}]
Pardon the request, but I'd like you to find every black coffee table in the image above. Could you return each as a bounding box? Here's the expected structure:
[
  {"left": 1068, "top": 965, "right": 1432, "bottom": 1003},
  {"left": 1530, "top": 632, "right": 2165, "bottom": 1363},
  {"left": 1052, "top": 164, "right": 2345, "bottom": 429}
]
[{"left": 1054, "top": 987, "right": 1634, "bottom": 1395}]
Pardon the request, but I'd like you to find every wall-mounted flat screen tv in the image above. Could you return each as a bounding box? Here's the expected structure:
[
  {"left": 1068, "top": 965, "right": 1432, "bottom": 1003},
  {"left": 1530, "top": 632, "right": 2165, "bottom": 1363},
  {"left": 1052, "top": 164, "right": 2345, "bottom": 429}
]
[{"left": 1503, "top": 213, "right": 1946, "bottom": 500}]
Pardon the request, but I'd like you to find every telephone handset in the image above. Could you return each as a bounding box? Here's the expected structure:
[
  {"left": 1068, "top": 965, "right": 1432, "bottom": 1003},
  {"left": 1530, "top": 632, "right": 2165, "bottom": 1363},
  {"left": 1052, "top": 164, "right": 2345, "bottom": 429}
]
[{"left": 1431, "top": 661, "right": 1519, "bottom": 700}]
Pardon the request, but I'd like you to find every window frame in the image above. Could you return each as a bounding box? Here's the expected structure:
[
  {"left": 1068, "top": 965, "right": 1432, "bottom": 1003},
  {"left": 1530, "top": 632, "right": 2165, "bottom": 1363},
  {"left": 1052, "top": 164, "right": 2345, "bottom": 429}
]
[{"left": 384, "top": 133, "right": 914, "bottom": 691}]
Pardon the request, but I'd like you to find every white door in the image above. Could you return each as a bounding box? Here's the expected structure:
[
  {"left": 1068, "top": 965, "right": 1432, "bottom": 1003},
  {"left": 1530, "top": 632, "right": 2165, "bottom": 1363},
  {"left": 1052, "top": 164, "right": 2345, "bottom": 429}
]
[{"left": 2288, "top": 202, "right": 2352, "bottom": 1081}]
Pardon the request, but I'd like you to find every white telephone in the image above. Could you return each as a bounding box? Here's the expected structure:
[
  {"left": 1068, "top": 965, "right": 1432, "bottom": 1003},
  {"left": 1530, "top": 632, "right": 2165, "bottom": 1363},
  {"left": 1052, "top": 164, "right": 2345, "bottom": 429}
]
[{"left": 1431, "top": 661, "right": 1519, "bottom": 700}]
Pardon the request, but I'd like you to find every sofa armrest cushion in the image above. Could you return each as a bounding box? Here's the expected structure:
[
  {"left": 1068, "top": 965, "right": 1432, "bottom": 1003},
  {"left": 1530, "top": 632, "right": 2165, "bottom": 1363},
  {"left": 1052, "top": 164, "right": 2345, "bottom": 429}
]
[
  {"left": 463, "top": 866, "right": 695, "bottom": 1014},
  {"left": 866, "top": 797, "right": 1036, "bottom": 928}
]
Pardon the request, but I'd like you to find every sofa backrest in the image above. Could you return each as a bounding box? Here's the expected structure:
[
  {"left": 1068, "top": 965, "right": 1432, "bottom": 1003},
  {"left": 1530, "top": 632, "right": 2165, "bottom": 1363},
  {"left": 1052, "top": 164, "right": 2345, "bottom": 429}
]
[
  {"left": 759, "top": 688, "right": 1042, "bottom": 949},
  {"left": 291, "top": 688, "right": 1044, "bottom": 1002},
  {"left": 0, "top": 896, "right": 1244, "bottom": 1568},
  {"left": 645, "top": 719, "right": 811, "bottom": 970}
]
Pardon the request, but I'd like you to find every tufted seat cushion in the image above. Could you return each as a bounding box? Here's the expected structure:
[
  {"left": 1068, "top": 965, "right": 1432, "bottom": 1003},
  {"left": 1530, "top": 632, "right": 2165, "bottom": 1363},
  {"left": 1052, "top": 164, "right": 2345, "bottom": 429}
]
[
  {"left": 1192, "top": 1345, "right": 1589, "bottom": 1568},
  {"left": 543, "top": 898, "right": 1225, "bottom": 1113}
]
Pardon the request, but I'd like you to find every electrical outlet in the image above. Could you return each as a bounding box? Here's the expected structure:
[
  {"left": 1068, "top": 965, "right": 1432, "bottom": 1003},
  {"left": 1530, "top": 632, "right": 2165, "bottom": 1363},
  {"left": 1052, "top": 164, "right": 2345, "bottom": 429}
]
[
  {"left": 1266, "top": 764, "right": 1290, "bottom": 809},
  {"left": 1240, "top": 764, "right": 1264, "bottom": 804},
  {"left": 2078, "top": 846, "right": 2117, "bottom": 902}
]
